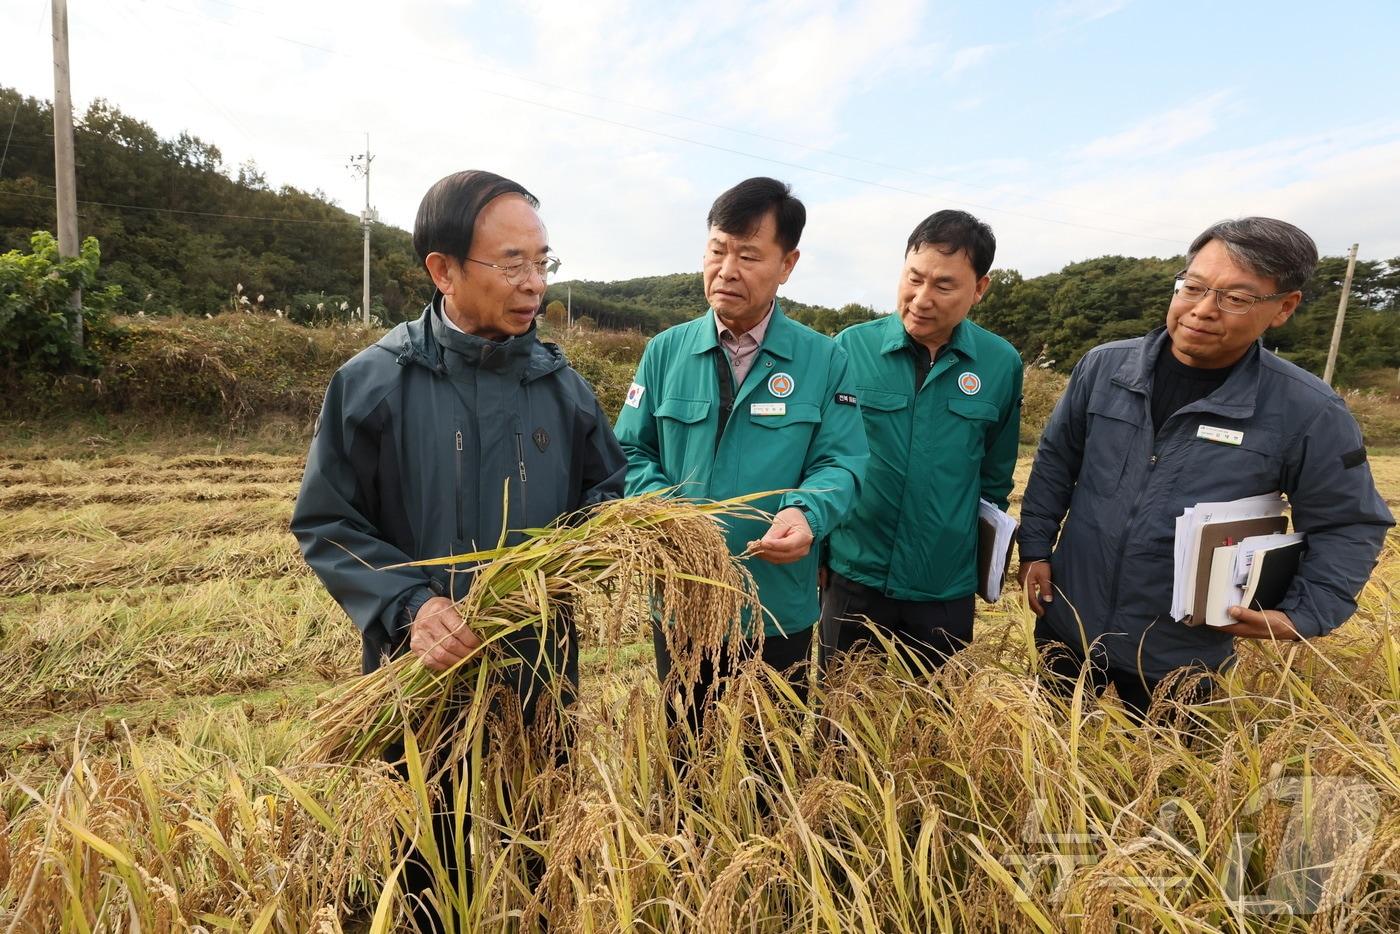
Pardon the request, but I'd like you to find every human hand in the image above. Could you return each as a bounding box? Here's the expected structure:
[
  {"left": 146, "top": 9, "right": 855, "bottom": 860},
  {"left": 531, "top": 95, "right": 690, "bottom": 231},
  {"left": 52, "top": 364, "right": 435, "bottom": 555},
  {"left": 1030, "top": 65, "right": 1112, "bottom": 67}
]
[
  {"left": 1218, "top": 606, "right": 1300, "bottom": 641},
  {"left": 747, "top": 507, "right": 814, "bottom": 565},
  {"left": 409, "top": 596, "right": 483, "bottom": 671},
  {"left": 1019, "top": 560, "right": 1053, "bottom": 617}
]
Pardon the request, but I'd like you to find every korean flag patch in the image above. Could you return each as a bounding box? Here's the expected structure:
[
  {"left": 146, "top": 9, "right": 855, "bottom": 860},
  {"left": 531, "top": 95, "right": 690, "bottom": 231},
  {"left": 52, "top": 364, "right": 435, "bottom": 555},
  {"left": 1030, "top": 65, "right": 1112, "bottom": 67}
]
[{"left": 625, "top": 382, "right": 646, "bottom": 409}]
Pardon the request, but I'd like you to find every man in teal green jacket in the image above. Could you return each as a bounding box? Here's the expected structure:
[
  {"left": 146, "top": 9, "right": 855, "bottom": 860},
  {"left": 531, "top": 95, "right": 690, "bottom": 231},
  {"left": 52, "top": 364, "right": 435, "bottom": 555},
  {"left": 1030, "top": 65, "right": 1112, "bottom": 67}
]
[
  {"left": 822, "top": 210, "right": 1022, "bottom": 675},
  {"left": 614, "top": 177, "right": 868, "bottom": 733}
]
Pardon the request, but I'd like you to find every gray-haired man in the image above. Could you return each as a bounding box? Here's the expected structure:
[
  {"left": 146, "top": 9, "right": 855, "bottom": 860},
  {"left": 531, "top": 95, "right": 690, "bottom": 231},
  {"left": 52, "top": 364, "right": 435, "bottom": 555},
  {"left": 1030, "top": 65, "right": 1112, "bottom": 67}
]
[{"left": 1018, "top": 217, "right": 1393, "bottom": 719}]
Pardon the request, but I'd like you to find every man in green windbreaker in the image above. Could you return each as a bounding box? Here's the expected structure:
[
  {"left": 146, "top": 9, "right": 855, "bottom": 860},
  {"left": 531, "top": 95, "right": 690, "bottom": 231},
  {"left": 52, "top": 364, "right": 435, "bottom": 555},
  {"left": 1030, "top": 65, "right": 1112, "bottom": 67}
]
[
  {"left": 614, "top": 177, "right": 868, "bottom": 735},
  {"left": 821, "top": 210, "right": 1021, "bottom": 675}
]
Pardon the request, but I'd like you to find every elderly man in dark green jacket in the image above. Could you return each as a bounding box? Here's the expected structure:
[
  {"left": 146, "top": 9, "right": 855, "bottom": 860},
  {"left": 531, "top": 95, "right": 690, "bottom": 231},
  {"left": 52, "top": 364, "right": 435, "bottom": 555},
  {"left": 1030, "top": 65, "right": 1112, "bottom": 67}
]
[
  {"left": 291, "top": 170, "right": 625, "bottom": 931},
  {"left": 822, "top": 210, "right": 1022, "bottom": 675}
]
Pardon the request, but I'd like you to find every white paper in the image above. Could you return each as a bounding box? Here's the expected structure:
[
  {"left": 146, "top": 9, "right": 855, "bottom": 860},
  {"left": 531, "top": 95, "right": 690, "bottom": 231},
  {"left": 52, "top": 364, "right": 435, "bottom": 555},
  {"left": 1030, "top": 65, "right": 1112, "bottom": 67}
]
[
  {"left": 979, "top": 499, "right": 1019, "bottom": 602},
  {"left": 1171, "top": 493, "right": 1287, "bottom": 620},
  {"left": 1232, "top": 532, "right": 1305, "bottom": 586}
]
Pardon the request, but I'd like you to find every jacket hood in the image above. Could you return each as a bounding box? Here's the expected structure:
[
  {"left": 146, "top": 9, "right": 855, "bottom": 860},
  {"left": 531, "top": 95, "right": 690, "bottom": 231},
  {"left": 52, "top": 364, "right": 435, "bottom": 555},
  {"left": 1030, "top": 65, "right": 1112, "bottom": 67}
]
[{"left": 374, "top": 299, "right": 568, "bottom": 383}]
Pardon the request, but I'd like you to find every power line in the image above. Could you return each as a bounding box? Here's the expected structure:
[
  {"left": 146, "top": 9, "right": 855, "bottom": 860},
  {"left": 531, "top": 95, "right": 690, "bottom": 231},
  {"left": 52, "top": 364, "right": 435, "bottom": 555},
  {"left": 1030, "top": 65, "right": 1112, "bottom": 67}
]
[{"left": 138, "top": 0, "right": 1190, "bottom": 244}]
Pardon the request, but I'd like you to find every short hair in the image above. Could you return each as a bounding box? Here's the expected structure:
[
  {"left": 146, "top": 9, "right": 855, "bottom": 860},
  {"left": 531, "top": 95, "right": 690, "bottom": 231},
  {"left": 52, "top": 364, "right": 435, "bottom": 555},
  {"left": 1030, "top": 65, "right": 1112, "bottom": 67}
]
[
  {"left": 413, "top": 170, "right": 539, "bottom": 265},
  {"left": 905, "top": 210, "right": 996, "bottom": 278},
  {"left": 707, "top": 177, "right": 806, "bottom": 253},
  {"left": 1186, "top": 217, "right": 1318, "bottom": 293}
]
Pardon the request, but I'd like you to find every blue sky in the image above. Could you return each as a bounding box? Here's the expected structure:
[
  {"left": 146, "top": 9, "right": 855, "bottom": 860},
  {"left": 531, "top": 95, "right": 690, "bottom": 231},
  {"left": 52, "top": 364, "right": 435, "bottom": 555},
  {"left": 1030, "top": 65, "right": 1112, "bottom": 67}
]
[{"left": 2, "top": 0, "right": 1398, "bottom": 310}]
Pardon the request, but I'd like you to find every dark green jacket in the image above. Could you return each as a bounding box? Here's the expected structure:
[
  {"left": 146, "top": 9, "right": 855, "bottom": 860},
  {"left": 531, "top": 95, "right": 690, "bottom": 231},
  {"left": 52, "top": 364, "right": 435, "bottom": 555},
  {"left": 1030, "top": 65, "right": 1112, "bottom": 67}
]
[
  {"left": 614, "top": 304, "right": 869, "bottom": 638},
  {"left": 827, "top": 314, "right": 1022, "bottom": 601},
  {"left": 292, "top": 302, "right": 626, "bottom": 673}
]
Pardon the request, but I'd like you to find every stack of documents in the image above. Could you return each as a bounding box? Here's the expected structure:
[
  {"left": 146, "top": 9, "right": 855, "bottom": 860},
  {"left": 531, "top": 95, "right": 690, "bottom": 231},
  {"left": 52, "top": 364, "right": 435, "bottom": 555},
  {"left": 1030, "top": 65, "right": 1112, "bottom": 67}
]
[
  {"left": 1171, "top": 493, "right": 1290, "bottom": 625},
  {"left": 1198, "top": 533, "right": 1306, "bottom": 627},
  {"left": 977, "top": 499, "right": 1019, "bottom": 603}
]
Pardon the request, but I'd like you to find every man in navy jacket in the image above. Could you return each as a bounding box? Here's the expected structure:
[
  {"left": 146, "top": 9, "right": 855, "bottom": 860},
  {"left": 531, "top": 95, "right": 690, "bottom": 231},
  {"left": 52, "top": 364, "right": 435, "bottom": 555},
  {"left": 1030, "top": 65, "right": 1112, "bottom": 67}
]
[{"left": 1018, "top": 217, "right": 1392, "bottom": 718}]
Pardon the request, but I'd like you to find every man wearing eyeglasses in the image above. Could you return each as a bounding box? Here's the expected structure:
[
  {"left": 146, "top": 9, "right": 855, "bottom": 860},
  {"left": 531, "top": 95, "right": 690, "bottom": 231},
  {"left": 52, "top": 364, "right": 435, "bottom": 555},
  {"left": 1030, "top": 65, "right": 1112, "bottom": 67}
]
[
  {"left": 292, "top": 170, "right": 626, "bottom": 929},
  {"left": 1017, "top": 217, "right": 1392, "bottom": 720}
]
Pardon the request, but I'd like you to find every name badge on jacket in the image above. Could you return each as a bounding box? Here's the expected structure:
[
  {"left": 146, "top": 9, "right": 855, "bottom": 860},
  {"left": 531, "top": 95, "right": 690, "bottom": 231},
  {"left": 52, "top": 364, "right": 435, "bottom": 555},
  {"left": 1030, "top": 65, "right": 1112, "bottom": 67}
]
[
  {"left": 751, "top": 402, "right": 786, "bottom": 416},
  {"left": 1197, "top": 424, "right": 1243, "bottom": 446}
]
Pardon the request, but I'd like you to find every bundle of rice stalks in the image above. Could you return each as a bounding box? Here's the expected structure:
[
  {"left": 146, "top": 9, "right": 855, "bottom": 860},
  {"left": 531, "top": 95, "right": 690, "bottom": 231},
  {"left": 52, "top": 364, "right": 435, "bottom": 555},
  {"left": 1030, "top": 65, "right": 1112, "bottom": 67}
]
[{"left": 304, "top": 492, "right": 762, "bottom": 768}]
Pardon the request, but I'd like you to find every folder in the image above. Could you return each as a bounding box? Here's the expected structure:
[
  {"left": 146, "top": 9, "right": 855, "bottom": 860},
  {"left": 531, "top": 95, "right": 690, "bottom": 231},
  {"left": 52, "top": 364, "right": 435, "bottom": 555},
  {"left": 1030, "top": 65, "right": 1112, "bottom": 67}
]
[
  {"left": 1183, "top": 516, "right": 1289, "bottom": 626},
  {"left": 977, "top": 499, "right": 1018, "bottom": 603},
  {"left": 1199, "top": 534, "right": 1306, "bottom": 628}
]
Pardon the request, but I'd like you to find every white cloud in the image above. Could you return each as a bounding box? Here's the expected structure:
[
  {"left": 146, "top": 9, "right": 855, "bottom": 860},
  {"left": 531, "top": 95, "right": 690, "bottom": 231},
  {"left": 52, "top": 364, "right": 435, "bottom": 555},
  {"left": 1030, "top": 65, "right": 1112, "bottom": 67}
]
[
  {"left": 945, "top": 43, "right": 1009, "bottom": 78},
  {"left": 1075, "top": 91, "right": 1233, "bottom": 162}
]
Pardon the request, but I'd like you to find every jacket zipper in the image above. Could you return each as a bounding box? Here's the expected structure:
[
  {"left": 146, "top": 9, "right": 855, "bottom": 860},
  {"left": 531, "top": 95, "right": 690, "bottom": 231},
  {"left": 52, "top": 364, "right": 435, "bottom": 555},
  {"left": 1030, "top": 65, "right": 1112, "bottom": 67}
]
[
  {"left": 1103, "top": 394, "right": 1158, "bottom": 627},
  {"left": 514, "top": 431, "right": 529, "bottom": 527},
  {"left": 454, "top": 429, "right": 465, "bottom": 541}
]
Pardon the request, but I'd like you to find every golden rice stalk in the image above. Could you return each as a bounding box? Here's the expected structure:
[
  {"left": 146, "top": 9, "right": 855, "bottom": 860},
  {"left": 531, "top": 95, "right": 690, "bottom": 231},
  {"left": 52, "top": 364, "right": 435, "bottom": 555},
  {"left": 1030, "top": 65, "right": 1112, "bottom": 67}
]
[{"left": 302, "top": 491, "right": 764, "bottom": 767}]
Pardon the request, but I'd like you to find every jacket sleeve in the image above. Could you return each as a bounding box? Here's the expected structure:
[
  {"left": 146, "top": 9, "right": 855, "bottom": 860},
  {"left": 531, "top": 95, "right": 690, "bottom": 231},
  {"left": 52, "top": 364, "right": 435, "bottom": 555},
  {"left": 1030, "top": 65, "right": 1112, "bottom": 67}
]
[
  {"left": 613, "top": 342, "right": 673, "bottom": 496},
  {"left": 580, "top": 390, "right": 628, "bottom": 508},
  {"left": 291, "top": 369, "right": 435, "bottom": 642},
  {"left": 1018, "top": 355, "right": 1092, "bottom": 561},
  {"left": 981, "top": 361, "right": 1023, "bottom": 512},
  {"left": 1276, "top": 397, "right": 1394, "bottom": 638},
  {"left": 779, "top": 345, "right": 869, "bottom": 541}
]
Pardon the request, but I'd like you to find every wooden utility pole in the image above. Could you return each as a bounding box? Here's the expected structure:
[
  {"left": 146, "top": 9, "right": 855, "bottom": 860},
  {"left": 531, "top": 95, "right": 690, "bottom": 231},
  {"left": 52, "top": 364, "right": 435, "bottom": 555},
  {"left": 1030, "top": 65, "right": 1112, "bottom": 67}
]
[
  {"left": 349, "top": 135, "right": 375, "bottom": 326},
  {"left": 51, "top": 0, "right": 82, "bottom": 350},
  {"left": 1322, "top": 243, "right": 1359, "bottom": 387}
]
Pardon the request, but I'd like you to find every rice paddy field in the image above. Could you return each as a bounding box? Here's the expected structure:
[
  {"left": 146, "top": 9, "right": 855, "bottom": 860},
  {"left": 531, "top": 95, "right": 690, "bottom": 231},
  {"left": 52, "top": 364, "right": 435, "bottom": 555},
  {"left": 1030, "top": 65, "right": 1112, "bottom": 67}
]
[{"left": 1, "top": 440, "right": 1398, "bottom": 932}]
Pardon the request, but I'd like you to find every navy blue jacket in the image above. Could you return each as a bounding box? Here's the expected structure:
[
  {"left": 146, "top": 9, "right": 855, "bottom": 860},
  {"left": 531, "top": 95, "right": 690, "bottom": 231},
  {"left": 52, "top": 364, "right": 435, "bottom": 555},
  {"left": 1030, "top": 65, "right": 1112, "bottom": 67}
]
[{"left": 1019, "top": 328, "right": 1393, "bottom": 680}]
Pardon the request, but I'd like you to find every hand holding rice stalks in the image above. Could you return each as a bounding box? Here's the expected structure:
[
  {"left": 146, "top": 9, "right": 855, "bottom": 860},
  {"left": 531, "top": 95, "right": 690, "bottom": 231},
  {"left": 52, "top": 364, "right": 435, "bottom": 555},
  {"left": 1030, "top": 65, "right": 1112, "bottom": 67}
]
[{"left": 303, "top": 491, "right": 764, "bottom": 767}]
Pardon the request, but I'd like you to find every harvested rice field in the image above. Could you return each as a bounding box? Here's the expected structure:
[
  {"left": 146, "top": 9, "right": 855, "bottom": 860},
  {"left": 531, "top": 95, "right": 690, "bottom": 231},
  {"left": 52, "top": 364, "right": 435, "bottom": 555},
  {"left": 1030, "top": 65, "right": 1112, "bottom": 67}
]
[{"left": 2, "top": 446, "right": 1398, "bottom": 932}]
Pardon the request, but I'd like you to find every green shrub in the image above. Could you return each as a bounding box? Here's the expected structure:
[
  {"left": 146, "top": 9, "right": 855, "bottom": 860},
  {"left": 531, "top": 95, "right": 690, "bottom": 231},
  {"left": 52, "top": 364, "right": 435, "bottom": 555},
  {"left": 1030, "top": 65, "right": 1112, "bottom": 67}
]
[{"left": 0, "top": 231, "right": 121, "bottom": 378}]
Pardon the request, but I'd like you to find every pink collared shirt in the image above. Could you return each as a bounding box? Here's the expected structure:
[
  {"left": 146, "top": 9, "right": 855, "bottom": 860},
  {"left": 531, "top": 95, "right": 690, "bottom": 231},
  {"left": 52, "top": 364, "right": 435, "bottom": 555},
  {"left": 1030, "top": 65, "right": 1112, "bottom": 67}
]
[{"left": 715, "top": 303, "right": 774, "bottom": 386}]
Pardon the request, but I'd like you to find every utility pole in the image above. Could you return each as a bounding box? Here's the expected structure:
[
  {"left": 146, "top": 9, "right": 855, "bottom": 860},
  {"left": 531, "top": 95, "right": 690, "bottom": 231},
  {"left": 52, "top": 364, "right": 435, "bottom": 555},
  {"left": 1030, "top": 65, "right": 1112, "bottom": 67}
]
[
  {"left": 1322, "top": 243, "right": 1359, "bottom": 387},
  {"left": 348, "top": 134, "right": 375, "bottom": 326},
  {"left": 51, "top": 0, "right": 82, "bottom": 350},
  {"left": 567, "top": 284, "right": 572, "bottom": 328}
]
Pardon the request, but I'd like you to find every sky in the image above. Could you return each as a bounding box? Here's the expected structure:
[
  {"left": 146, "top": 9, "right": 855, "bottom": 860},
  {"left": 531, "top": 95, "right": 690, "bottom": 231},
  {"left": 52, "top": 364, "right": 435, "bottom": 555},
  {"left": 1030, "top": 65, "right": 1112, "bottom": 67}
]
[{"left": 2, "top": 0, "right": 1399, "bottom": 311}]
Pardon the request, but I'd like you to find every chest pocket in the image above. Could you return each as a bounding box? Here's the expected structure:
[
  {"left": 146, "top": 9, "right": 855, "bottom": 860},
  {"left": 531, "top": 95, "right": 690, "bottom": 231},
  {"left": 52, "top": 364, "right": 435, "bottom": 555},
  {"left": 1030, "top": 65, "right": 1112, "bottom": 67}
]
[
  {"left": 857, "top": 388, "right": 909, "bottom": 437},
  {"left": 947, "top": 396, "right": 999, "bottom": 459},
  {"left": 745, "top": 401, "right": 821, "bottom": 485},
  {"left": 654, "top": 397, "right": 712, "bottom": 479},
  {"left": 1082, "top": 393, "right": 1142, "bottom": 496},
  {"left": 1176, "top": 427, "right": 1285, "bottom": 502}
]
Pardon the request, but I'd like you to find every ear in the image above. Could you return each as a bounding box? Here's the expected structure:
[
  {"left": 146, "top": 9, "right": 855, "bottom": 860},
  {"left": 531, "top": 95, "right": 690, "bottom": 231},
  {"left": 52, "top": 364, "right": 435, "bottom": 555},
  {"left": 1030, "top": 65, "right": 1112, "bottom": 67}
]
[
  {"left": 424, "top": 252, "right": 461, "bottom": 295},
  {"left": 778, "top": 248, "right": 801, "bottom": 284},
  {"left": 1267, "top": 290, "right": 1302, "bottom": 329},
  {"left": 972, "top": 273, "right": 992, "bottom": 305}
]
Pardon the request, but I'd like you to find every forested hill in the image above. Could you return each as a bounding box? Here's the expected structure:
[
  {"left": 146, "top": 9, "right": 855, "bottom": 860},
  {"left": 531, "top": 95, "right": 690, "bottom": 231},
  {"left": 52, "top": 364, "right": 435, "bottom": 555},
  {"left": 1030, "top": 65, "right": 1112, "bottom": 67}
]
[
  {"left": 545, "top": 273, "right": 879, "bottom": 335},
  {"left": 0, "top": 86, "right": 430, "bottom": 322}
]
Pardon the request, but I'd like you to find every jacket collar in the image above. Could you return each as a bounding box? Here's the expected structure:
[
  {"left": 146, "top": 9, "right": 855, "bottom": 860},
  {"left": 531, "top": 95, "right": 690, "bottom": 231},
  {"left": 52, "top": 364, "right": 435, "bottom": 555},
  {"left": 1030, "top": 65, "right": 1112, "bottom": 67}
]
[
  {"left": 691, "top": 301, "right": 797, "bottom": 361},
  {"left": 879, "top": 312, "right": 977, "bottom": 361},
  {"left": 377, "top": 299, "right": 565, "bottom": 383},
  {"left": 1111, "top": 326, "right": 1262, "bottom": 420}
]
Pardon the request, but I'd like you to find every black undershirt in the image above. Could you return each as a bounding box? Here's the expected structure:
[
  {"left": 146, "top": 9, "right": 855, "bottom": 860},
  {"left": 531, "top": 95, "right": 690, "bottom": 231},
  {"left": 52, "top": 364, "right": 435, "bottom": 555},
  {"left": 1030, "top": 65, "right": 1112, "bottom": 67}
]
[
  {"left": 1151, "top": 345, "right": 1236, "bottom": 434},
  {"left": 907, "top": 335, "right": 949, "bottom": 392}
]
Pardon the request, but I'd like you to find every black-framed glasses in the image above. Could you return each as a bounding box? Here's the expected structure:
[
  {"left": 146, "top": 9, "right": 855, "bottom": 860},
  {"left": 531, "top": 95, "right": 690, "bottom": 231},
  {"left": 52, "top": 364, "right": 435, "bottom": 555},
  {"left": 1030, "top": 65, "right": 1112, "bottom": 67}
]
[
  {"left": 466, "top": 254, "right": 561, "bottom": 285},
  {"left": 1172, "top": 274, "right": 1292, "bottom": 315}
]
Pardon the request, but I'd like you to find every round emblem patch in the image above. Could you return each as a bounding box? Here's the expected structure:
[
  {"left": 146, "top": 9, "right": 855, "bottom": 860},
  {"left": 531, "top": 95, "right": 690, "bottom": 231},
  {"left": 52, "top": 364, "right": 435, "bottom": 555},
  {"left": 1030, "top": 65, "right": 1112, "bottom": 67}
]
[
  {"left": 958, "top": 372, "right": 981, "bottom": 395},
  {"left": 768, "top": 372, "right": 795, "bottom": 398}
]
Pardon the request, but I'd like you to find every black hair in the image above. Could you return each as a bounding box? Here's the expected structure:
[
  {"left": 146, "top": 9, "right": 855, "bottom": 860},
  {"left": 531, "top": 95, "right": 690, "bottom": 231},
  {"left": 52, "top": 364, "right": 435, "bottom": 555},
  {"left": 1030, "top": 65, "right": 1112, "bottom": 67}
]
[
  {"left": 413, "top": 170, "right": 539, "bottom": 265},
  {"left": 905, "top": 209, "right": 996, "bottom": 278},
  {"left": 706, "top": 177, "right": 806, "bottom": 253},
  {"left": 1186, "top": 217, "right": 1318, "bottom": 292}
]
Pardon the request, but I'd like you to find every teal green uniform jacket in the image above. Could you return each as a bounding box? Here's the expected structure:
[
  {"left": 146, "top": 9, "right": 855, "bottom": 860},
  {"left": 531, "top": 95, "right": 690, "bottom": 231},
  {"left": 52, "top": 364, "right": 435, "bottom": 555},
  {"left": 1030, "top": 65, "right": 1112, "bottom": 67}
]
[
  {"left": 614, "top": 304, "right": 869, "bottom": 638},
  {"left": 827, "top": 313, "right": 1022, "bottom": 602}
]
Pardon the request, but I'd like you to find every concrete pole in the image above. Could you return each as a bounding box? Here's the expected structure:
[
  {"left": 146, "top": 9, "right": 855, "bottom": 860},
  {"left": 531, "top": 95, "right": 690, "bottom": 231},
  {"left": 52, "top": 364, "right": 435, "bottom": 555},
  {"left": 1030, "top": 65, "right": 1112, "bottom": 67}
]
[
  {"left": 52, "top": 0, "right": 82, "bottom": 349},
  {"left": 1322, "top": 243, "right": 1359, "bottom": 387}
]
